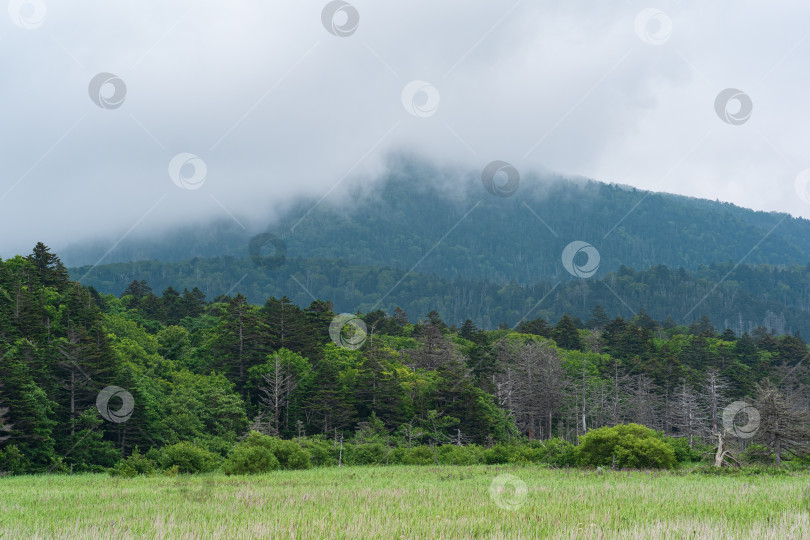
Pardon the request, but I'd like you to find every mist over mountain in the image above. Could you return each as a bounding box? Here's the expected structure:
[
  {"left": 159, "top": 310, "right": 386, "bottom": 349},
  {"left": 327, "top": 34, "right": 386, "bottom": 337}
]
[
  {"left": 62, "top": 156, "right": 810, "bottom": 333},
  {"left": 64, "top": 156, "right": 809, "bottom": 280}
]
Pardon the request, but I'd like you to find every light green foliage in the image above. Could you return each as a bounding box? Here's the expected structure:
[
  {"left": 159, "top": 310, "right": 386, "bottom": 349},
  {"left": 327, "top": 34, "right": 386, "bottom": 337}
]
[
  {"left": 577, "top": 424, "right": 677, "bottom": 469},
  {"left": 298, "top": 436, "right": 337, "bottom": 467},
  {"left": 156, "top": 442, "right": 220, "bottom": 474},
  {"left": 108, "top": 447, "right": 157, "bottom": 477},
  {"left": 223, "top": 432, "right": 311, "bottom": 474},
  {"left": 222, "top": 445, "right": 280, "bottom": 475}
]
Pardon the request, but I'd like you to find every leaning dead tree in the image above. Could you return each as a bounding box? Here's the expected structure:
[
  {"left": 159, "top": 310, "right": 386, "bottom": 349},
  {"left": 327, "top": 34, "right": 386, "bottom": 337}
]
[{"left": 709, "top": 429, "right": 742, "bottom": 468}]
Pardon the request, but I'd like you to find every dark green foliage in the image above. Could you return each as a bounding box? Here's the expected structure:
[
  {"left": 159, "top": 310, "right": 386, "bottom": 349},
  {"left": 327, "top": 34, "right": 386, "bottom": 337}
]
[
  {"left": 483, "top": 444, "right": 512, "bottom": 464},
  {"left": 347, "top": 443, "right": 387, "bottom": 465},
  {"left": 71, "top": 258, "right": 810, "bottom": 339},
  {"left": 0, "top": 445, "right": 27, "bottom": 475},
  {"left": 266, "top": 437, "right": 312, "bottom": 470},
  {"left": 531, "top": 438, "right": 577, "bottom": 467},
  {"left": 553, "top": 315, "right": 582, "bottom": 351},
  {"left": 399, "top": 445, "right": 435, "bottom": 465},
  {"left": 437, "top": 444, "right": 484, "bottom": 465}
]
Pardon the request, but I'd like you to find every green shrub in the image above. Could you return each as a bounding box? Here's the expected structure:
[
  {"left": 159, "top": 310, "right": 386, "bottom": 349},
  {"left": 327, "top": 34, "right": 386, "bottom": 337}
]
[
  {"left": 386, "top": 446, "right": 407, "bottom": 465},
  {"left": 232, "top": 431, "right": 311, "bottom": 470},
  {"left": 663, "top": 437, "right": 706, "bottom": 463},
  {"left": 299, "top": 436, "right": 337, "bottom": 467},
  {"left": 438, "top": 444, "right": 483, "bottom": 465},
  {"left": 576, "top": 424, "right": 676, "bottom": 469},
  {"left": 508, "top": 445, "right": 536, "bottom": 464},
  {"left": 108, "top": 447, "right": 157, "bottom": 477},
  {"left": 534, "top": 437, "right": 576, "bottom": 467},
  {"left": 348, "top": 443, "right": 387, "bottom": 465},
  {"left": 157, "top": 442, "right": 220, "bottom": 473},
  {"left": 222, "top": 445, "right": 280, "bottom": 475},
  {"left": 402, "top": 445, "right": 436, "bottom": 465},
  {"left": 483, "top": 444, "right": 513, "bottom": 464},
  {"left": 266, "top": 438, "right": 312, "bottom": 470},
  {"left": 741, "top": 443, "right": 772, "bottom": 465},
  {"left": 194, "top": 436, "right": 235, "bottom": 458},
  {"left": 0, "top": 445, "right": 28, "bottom": 475}
]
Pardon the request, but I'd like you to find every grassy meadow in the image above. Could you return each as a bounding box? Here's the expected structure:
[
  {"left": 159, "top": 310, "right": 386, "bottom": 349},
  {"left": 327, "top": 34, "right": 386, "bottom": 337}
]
[{"left": 1, "top": 466, "right": 809, "bottom": 539}]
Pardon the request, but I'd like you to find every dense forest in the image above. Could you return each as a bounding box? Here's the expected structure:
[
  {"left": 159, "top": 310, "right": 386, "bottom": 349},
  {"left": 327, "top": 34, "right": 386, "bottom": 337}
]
[
  {"left": 73, "top": 256, "right": 810, "bottom": 337},
  {"left": 66, "top": 158, "right": 810, "bottom": 335},
  {"left": 3, "top": 244, "right": 810, "bottom": 474}
]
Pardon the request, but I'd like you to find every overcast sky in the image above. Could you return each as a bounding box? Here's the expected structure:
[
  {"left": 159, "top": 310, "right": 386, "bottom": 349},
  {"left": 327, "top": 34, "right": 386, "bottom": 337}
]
[{"left": 1, "top": 0, "right": 809, "bottom": 258}]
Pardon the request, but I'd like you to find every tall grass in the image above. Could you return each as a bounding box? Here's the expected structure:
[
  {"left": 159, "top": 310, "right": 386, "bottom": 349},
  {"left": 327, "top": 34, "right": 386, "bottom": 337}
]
[{"left": 1, "top": 466, "right": 808, "bottom": 539}]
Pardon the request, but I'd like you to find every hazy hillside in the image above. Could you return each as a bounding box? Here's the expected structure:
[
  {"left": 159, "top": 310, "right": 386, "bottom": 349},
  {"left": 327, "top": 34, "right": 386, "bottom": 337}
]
[{"left": 63, "top": 158, "right": 810, "bottom": 287}]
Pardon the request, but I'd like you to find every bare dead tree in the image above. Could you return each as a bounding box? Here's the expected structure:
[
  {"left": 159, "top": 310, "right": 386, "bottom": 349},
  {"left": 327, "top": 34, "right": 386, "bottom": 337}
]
[
  {"left": 398, "top": 417, "right": 426, "bottom": 449},
  {"left": 630, "top": 374, "right": 661, "bottom": 429},
  {"left": 606, "top": 357, "right": 632, "bottom": 426},
  {"left": 670, "top": 380, "right": 705, "bottom": 448},
  {"left": 253, "top": 355, "right": 296, "bottom": 436},
  {"left": 494, "top": 340, "right": 563, "bottom": 440},
  {"left": 408, "top": 325, "right": 462, "bottom": 370},
  {"left": 753, "top": 379, "right": 810, "bottom": 466},
  {"left": 0, "top": 383, "right": 12, "bottom": 443},
  {"left": 700, "top": 369, "right": 729, "bottom": 436}
]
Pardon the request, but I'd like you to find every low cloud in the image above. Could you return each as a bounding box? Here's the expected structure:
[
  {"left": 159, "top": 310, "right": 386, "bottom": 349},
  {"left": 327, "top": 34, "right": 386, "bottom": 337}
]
[{"left": 1, "top": 0, "right": 808, "bottom": 258}]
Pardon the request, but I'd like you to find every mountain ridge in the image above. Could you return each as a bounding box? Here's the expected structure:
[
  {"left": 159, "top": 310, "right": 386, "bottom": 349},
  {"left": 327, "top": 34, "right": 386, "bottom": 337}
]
[{"left": 61, "top": 158, "right": 808, "bottom": 284}]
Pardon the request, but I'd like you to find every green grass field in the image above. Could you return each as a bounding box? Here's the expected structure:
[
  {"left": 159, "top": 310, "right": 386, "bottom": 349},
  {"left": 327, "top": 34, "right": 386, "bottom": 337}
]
[{"left": 1, "top": 466, "right": 809, "bottom": 539}]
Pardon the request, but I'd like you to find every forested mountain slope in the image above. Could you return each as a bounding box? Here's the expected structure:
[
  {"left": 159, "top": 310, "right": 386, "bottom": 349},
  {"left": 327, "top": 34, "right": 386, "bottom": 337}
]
[
  {"left": 71, "top": 257, "right": 810, "bottom": 336},
  {"left": 62, "top": 157, "right": 810, "bottom": 286}
]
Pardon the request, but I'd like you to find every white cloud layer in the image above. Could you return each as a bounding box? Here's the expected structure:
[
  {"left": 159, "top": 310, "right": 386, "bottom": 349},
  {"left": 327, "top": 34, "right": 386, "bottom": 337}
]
[{"left": 1, "top": 0, "right": 809, "bottom": 256}]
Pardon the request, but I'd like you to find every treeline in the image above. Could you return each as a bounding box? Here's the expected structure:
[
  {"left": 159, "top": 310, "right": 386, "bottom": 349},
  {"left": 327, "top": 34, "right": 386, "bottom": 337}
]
[
  {"left": 2, "top": 245, "right": 810, "bottom": 475},
  {"left": 73, "top": 256, "right": 810, "bottom": 337}
]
